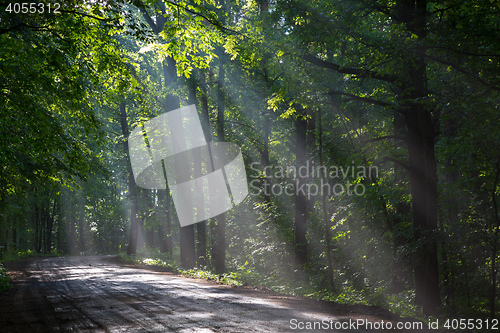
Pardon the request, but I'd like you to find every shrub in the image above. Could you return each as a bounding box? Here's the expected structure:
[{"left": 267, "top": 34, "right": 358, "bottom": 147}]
[{"left": 0, "top": 264, "right": 12, "bottom": 292}]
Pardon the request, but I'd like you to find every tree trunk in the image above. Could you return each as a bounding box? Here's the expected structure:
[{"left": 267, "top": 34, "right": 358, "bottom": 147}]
[
  {"left": 40, "top": 200, "right": 46, "bottom": 253},
  {"left": 3, "top": 227, "right": 8, "bottom": 253},
  {"left": 490, "top": 157, "right": 500, "bottom": 318},
  {"left": 405, "top": 106, "right": 440, "bottom": 315},
  {"left": 391, "top": 112, "right": 411, "bottom": 293},
  {"left": 162, "top": 189, "right": 173, "bottom": 255},
  {"left": 198, "top": 71, "right": 212, "bottom": 267},
  {"left": 392, "top": 0, "right": 441, "bottom": 315},
  {"left": 262, "top": 117, "right": 271, "bottom": 205},
  {"left": 40, "top": 204, "right": 45, "bottom": 253},
  {"left": 180, "top": 226, "right": 195, "bottom": 268},
  {"left": 137, "top": 0, "right": 183, "bottom": 258},
  {"left": 45, "top": 197, "right": 56, "bottom": 254},
  {"left": 319, "top": 109, "right": 335, "bottom": 290},
  {"left": 158, "top": 212, "right": 168, "bottom": 253},
  {"left": 78, "top": 194, "right": 85, "bottom": 253},
  {"left": 56, "top": 197, "right": 65, "bottom": 254},
  {"left": 146, "top": 228, "right": 154, "bottom": 249},
  {"left": 212, "top": 46, "right": 227, "bottom": 274},
  {"left": 33, "top": 198, "right": 39, "bottom": 253},
  {"left": 306, "top": 108, "right": 316, "bottom": 208},
  {"left": 294, "top": 113, "right": 308, "bottom": 269},
  {"left": 441, "top": 105, "right": 458, "bottom": 309},
  {"left": 12, "top": 224, "right": 16, "bottom": 251},
  {"left": 69, "top": 198, "right": 77, "bottom": 255},
  {"left": 120, "top": 101, "right": 139, "bottom": 256}
]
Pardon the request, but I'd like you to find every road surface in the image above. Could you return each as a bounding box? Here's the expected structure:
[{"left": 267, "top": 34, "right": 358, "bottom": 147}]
[{"left": 0, "top": 256, "right": 424, "bottom": 332}]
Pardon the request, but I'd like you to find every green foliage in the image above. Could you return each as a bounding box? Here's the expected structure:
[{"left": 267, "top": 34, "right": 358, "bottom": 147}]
[
  {"left": 2, "top": 0, "right": 500, "bottom": 322},
  {"left": 386, "top": 291, "right": 421, "bottom": 318},
  {"left": 181, "top": 269, "right": 243, "bottom": 286},
  {"left": 116, "top": 252, "right": 142, "bottom": 265},
  {"left": 115, "top": 246, "right": 421, "bottom": 319},
  {"left": 2, "top": 249, "right": 61, "bottom": 262},
  {"left": 0, "top": 264, "right": 12, "bottom": 293}
]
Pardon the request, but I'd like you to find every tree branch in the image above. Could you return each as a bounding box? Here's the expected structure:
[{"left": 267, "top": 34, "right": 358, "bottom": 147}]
[
  {"left": 163, "top": 0, "right": 240, "bottom": 35},
  {"left": 327, "top": 90, "right": 393, "bottom": 107},
  {"left": 137, "top": 6, "right": 160, "bottom": 34},
  {"left": 303, "top": 53, "right": 399, "bottom": 83},
  {"left": 0, "top": 23, "right": 24, "bottom": 35},
  {"left": 362, "top": 135, "right": 408, "bottom": 144},
  {"left": 381, "top": 157, "right": 409, "bottom": 171},
  {"left": 59, "top": 10, "right": 114, "bottom": 22},
  {"left": 426, "top": 54, "right": 500, "bottom": 91},
  {"left": 226, "top": 120, "right": 260, "bottom": 134},
  {"left": 425, "top": 46, "right": 500, "bottom": 58}
]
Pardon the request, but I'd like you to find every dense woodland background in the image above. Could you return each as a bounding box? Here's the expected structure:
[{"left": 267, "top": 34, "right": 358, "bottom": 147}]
[{"left": 1, "top": 0, "right": 500, "bottom": 320}]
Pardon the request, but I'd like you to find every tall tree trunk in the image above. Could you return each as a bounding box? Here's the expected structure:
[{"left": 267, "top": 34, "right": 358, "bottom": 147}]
[
  {"left": 262, "top": 117, "right": 271, "bottom": 205},
  {"left": 260, "top": 0, "right": 272, "bottom": 210},
  {"left": 180, "top": 226, "right": 195, "bottom": 268},
  {"left": 146, "top": 227, "right": 154, "bottom": 249},
  {"left": 440, "top": 237, "right": 451, "bottom": 307},
  {"left": 211, "top": 51, "right": 227, "bottom": 274},
  {"left": 391, "top": 112, "right": 411, "bottom": 293},
  {"left": 319, "top": 109, "right": 335, "bottom": 290},
  {"left": 146, "top": 190, "right": 155, "bottom": 249},
  {"left": 78, "top": 193, "right": 85, "bottom": 253},
  {"left": 69, "top": 198, "right": 77, "bottom": 255},
  {"left": 306, "top": 108, "right": 316, "bottom": 208},
  {"left": 294, "top": 113, "right": 308, "bottom": 270},
  {"left": 57, "top": 196, "right": 65, "bottom": 254},
  {"left": 188, "top": 75, "right": 208, "bottom": 267},
  {"left": 490, "top": 157, "right": 500, "bottom": 318},
  {"left": 404, "top": 101, "right": 440, "bottom": 314},
  {"left": 45, "top": 197, "right": 56, "bottom": 254},
  {"left": 120, "top": 101, "right": 139, "bottom": 256},
  {"left": 158, "top": 191, "right": 169, "bottom": 253},
  {"left": 163, "top": 190, "right": 173, "bottom": 255},
  {"left": 404, "top": 100, "right": 440, "bottom": 315},
  {"left": 33, "top": 196, "right": 40, "bottom": 253},
  {"left": 137, "top": 0, "right": 185, "bottom": 259},
  {"left": 176, "top": 72, "right": 205, "bottom": 270},
  {"left": 3, "top": 227, "right": 8, "bottom": 253},
  {"left": 40, "top": 200, "right": 46, "bottom": 253},
  {"left": 198, "top": 71, "right": 213, "bottom": 267},
  {"left": 441, "top": 106, "right": 458, "bottom": 308},
  {"left": 196, "top": 220, "right": 207, "bottom": 267},
  {"left": 394, "top": 0, "right": 440, "bottom": 315},
  {"left": 12, "top": 223, "right": 16, "bottom": 251},
  {"left": 175, "top": 93, "right": 194, "bottom": 268}
]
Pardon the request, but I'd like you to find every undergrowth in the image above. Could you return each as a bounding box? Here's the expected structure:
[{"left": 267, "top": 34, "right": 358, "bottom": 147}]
[
  {"left": 0, "top": 263, "right": 12, "bottom": 292},
  {"left": 1, "top": 249, "right": 61, "bottom": 262},
  {"left": 116, "top": 248, "right": 421, "bottom": 319}
]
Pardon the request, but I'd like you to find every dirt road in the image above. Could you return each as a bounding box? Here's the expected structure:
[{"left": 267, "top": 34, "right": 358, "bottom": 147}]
[{"left": 0, "top": 256, "right": 427, "bottom": 332}]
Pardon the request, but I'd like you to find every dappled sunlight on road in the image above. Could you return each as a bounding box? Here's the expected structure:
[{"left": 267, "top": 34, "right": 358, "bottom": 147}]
[{"left": 0, "top": 256, "right": 375, "bottom": 333}]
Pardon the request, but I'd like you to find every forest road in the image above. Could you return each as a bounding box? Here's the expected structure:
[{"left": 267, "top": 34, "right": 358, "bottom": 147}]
[{"left": 0, "top": 256, "right": 430, "bottom": 333}]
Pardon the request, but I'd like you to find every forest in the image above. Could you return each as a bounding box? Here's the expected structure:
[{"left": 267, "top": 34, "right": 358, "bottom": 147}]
[{"left": 1, "top": 0, "right": 500, "bottom": 322}]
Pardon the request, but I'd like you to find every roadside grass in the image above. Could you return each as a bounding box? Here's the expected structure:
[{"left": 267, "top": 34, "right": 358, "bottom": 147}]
[
  {"left": 0, "top": 263, "right": 12, "bottom": 292},
  {"left": 116, "top": 249, "right": 243, "bottom": 286},
  {"left": 0, "top": 250, "right": 61, "bottom": 293},
  {"left": 1, "top": 249, "right": 61, "bottom": 263},
  {"left": 116, "top": 248, "right": 421, "bottom": 320},
  {"left": 0, "top": 249, "right": 485, "bottom": 325},
  {"left": 0, "top": 247, "right": 422, "bottom": 319}
]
